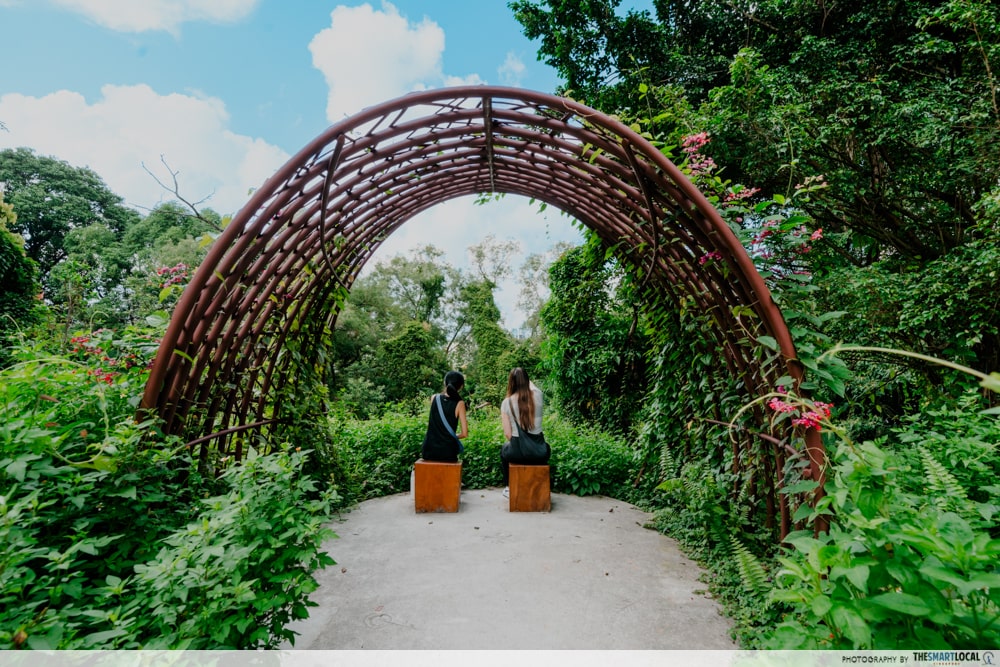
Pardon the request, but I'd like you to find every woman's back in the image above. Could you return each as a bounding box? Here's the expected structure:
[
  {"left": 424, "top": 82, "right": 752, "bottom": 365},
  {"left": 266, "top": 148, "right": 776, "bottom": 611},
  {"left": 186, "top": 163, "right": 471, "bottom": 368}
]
[
  {"left": 501, "top": 383, "right": 543, "bottom": 435},
  {"left": 422, "top": 393, "right": 463, "bottom": 462}
]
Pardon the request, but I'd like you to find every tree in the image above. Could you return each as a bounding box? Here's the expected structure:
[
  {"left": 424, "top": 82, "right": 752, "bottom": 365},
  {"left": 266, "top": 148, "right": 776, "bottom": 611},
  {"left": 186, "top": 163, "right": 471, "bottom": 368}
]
[
  {"left": 117, "top": 202, "right": 219, "bottom": 324},
  {"left": 332, "top": 247, "right": 465, "bottom": 411},
  {"left": 512, "top": 0, "right": 1000, "bottom": 262},
  {"left": 539, "top": 242, "right": 648, "bottom": 434},
  {"left": 367, "top": 321, "right": 448, "bottom": 405},
  {"left": 0, "top": 193, "right": 38, "bottom": 364},
  {"left": 514, "top": 0, "right": 1000, "bottom": 378},
  {"left": 459, "top": 279, "right": 516, "bottom": 406},
  {"left": 515, "top": 241, "right": 574, "bottom": 338},
  {"left": 467, "top": 234, "right": 520, "bottom": 285},
  {"left": 0, "top": 148, "right": 139, "bottom": 285}
]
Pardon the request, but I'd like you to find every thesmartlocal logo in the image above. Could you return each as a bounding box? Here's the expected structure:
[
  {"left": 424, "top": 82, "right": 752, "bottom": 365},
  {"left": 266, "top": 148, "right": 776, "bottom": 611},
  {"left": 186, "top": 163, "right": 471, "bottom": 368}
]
[{"left": 910, "top": 651, "right": 993, "bottom": 666}]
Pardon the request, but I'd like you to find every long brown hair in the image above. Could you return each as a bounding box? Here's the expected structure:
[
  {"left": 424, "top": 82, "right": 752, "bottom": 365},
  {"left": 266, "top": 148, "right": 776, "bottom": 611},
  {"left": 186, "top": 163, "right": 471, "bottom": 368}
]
[{"left": 506, "top": 367, "right": 533, "bottom": 431}]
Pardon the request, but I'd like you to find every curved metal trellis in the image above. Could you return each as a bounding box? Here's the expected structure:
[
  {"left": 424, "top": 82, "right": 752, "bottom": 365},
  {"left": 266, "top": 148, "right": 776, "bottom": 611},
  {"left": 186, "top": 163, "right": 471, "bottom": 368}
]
[{"left": 140, "top": 86, "right": 824, "bottom": 537}]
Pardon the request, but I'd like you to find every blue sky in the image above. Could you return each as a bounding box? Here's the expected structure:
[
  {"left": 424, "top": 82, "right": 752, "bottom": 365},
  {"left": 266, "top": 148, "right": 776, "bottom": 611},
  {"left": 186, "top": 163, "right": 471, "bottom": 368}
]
[{"left": 0, "top": 0, "right": 652, "bottom": 325}]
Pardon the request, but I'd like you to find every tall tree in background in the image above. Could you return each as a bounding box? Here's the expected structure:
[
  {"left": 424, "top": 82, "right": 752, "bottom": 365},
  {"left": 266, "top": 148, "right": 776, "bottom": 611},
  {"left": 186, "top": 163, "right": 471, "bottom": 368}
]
[
  {"left": 0, "top": 192, "right": 38, "bottom": 364},
  {"left": 540, "top": 243, "right": 648, "bottom": 434},
  {"left": 459, "top": 279, "right": 516, "bottom": 406},
  {"left": 0, "top": 148, "right": 139, "bottom": 287}
]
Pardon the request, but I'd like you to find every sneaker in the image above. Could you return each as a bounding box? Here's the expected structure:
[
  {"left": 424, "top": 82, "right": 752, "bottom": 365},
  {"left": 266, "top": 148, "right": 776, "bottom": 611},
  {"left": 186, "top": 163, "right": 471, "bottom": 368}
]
[{"left": 502, "top": 487, "right": 509, "bottom": 498}]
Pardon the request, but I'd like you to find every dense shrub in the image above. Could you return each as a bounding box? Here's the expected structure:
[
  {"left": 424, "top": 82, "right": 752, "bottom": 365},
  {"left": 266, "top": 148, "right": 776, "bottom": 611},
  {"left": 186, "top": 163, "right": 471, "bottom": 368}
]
[
  {"left": 1, "top": 337, "right": 337, "bottom": 649},
  {"left": 766, "top": 419, "right": 1000, "bottom": 649}
]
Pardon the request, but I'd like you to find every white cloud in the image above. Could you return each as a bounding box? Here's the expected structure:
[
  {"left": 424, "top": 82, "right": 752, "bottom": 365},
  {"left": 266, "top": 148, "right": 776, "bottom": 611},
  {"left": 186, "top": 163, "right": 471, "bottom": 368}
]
[
  {"left": 46, "top": 0, "right": 259, "bottom": 33},
  {"left": 498, "top": 52, "right": 526, "bottom": 87},
  {"left": 309, "top": 2, "right": 483, "bottom": 122},
  {"left": 0, "top": 84, "right": 289, "bottom": 215},
  {"left": 369, "top": 195, "right": 582, "bottom": 328}
]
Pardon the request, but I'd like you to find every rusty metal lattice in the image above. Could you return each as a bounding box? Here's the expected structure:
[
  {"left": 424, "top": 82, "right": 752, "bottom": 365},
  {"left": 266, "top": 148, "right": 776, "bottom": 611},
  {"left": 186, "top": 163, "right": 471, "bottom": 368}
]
[{"left": 140, "top": 87, "right": 824, "bottom": 536}]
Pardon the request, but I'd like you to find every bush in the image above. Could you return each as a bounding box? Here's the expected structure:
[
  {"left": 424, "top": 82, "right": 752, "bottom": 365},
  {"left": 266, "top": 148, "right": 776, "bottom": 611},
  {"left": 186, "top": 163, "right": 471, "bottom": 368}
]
[
  {"left": 766, "top": 436, "right": 1000, "bottom": 649},
  {"left": 545, "top": 419, "right": 637, "bottom": 499},
  {"left": 1, "top": 337, "right": 338, "bottom": 649}
]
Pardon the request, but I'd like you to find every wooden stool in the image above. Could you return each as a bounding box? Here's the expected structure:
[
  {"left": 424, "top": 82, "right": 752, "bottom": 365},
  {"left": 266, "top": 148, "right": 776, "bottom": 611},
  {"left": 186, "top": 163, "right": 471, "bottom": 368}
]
[
  {"left": 413, "top": 459, "right": 462, "bottom": 513},
  {"left": 509, "top": 464, "right": 551, "bottom": 512}
]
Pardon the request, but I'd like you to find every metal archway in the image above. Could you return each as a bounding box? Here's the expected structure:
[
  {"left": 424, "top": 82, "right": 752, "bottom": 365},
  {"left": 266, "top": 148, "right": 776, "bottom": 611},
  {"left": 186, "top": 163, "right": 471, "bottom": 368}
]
[{"left": 141, "top": 87, "right": 823, "bottom": 533}]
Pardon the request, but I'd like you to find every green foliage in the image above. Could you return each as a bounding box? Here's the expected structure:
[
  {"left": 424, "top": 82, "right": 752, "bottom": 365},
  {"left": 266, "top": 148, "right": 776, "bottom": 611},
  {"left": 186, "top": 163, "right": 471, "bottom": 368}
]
[
  {"left": 540, "top": 242, "right": 649, "bottom": 434},
  {"left": 0, "top": 148, "right": 140, "bottom": 288},
  {"left": 0, "top": 194, "right": 38, "bottom": 364},
  {"left": 321, "top": 410, "right": 426, "bottom": 503},
  {"left": 814, "top": 238, "right": 1000, "bottom": 418},
  {"left": 128, "top": 449, "right": 336, "bottom": 649},
  {"left": 514, "top": 0, "right": 1000, "bottom": 377},
  {"left": 1, "top": 446, "right": 334, "bottom": 649},
  {"left": 367, "top": 321, "right": 448, "bottom": 404},
  {"left": 544, "top": 418, "right": 636, "bottom": 499},
  {"left": 460, "top": 280, "right": 520, "bottom": 406},
  {"left": 767, "top": 432, "right": 1000, "bottom": 649},
  {"left": 0, "top": 337, "right": 338, "bottom": 649}
]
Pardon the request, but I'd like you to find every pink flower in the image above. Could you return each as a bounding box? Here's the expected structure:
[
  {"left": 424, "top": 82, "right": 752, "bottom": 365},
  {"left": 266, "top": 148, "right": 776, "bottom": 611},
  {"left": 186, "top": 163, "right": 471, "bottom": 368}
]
[
  {"left": 698, "top": 251, "right": 723, "bottom": 265},
  {"left": 810, "top": 228, "right": 823, "bottom": 241},
  {"left": 768, "top": 398, "right": 797, "bottom": 413},
  {"left": 723, "top": 187, "right": 760, "bottom": 202},
  {"left": 792, "top": 413, "right": 823, "bottom": 430},
  {"left": 812, "top": 402, "right": 833, "bottom": 418},
  {"left": 681, "top": 132, "right": 709, "bottom": 152}
]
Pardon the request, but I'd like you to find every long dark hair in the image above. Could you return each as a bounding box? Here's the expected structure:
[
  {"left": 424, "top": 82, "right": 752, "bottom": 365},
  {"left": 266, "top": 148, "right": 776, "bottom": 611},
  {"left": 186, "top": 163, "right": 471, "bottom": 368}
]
[
  {"left": 506, "top": 367, "right": 533, "bottom": 431},
  {"left": 443, "top": 370, "right": 465, "bottom": 401}
]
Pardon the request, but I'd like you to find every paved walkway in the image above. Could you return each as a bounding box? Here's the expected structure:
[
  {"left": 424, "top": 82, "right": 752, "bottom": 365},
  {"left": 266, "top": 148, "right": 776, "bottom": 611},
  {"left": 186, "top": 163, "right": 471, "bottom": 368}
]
[{"left": 288, "top": 488, "right": 737, "bottom": 650}]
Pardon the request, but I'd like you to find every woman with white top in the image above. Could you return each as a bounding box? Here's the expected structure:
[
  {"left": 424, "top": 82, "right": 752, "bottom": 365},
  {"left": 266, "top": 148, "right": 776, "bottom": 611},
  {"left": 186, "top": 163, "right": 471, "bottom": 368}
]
[{"left": 499, "top": 367, "right": 550, "bottom": 497}]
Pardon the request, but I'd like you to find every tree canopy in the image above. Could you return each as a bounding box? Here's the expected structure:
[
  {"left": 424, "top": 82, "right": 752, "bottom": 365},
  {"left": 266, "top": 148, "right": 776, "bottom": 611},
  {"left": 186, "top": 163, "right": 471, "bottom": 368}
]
[
  {"left": 0, "top": 148, "right": 140, "bottom": 285},
  {"left": 512, "top": 0, "right": 1000, "bottom": 263}
]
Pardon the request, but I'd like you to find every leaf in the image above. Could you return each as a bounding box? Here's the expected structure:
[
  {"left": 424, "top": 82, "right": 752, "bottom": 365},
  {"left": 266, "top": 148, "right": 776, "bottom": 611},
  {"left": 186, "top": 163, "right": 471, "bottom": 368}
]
[
  {"left": 110, "top": 485, "right": 137, "bottom": 500},
  {"left": 144, "top": 311, "right": 170, "bottom": 328},
  {"left": 980, "top": 372, "right": 1000, "bottom": 393},
  {"left": 758, "top": 335, "right": 778, "bottom": 351},
  {"left": 811, "top": 594, "right": 832, "bottom": 617},
  {"left": 831, "top": 564, "right": 870, "bottom": 592},
  {"left": 5, "top": 454, "right": 41, "bottom": 481},
  {"left": 84, "top": 628, "right": 129, "bottom": 646},
  {"left": 781, "top": 479, "right": 819, "bottom": 495},
  {"left": 869, "top": 592, "right": 932, "bottom": 617},
  {"left": 90, "top": 455, "right": 117, "bottom": 472},
  {"left": 831, "top": 606, "right": 871, "bottom": 646}
]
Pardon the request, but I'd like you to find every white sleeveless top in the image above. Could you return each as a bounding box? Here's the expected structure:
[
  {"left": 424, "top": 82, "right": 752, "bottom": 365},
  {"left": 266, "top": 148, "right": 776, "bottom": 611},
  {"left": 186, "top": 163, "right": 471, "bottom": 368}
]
[{"left": 501, "top": 384, "right": 543, "bottom": 436}]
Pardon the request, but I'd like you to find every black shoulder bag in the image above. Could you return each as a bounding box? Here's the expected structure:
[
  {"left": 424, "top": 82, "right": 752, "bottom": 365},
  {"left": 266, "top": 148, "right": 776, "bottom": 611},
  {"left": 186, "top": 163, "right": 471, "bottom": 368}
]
[{"left": 506, "top": 402, "right": 548, "bottom": 461}]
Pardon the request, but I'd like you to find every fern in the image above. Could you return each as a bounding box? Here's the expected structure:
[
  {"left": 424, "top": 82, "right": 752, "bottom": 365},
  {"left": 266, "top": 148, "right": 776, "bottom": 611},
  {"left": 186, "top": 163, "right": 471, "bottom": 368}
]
[
  {"left": 918, "top": 445, "right": 975, "bottom": 518},
  {"left": 730, "top": 535, "right": 770, "bottom": 599},
  {"left": 658, "top": 441, "right": 677, "bottom": 480}
]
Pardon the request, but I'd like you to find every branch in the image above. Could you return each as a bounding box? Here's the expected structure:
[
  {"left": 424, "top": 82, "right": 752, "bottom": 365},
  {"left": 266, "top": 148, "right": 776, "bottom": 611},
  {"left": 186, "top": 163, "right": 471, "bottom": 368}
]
[{"left": 141, "top": 155, "right": 222, "bottom": 232}]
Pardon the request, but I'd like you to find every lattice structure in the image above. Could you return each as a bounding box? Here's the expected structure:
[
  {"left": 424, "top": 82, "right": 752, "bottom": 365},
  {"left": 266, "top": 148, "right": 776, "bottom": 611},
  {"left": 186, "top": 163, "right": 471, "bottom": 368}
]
[{"left": 141, "top": 87, "right": 824, "bottom": 535}]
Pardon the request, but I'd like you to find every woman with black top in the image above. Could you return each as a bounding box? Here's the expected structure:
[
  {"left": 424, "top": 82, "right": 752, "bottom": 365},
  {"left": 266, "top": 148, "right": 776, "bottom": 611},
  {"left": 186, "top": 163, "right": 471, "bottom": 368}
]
[{"left": 420, "top": 370, "right": 469, "bottom": 462}]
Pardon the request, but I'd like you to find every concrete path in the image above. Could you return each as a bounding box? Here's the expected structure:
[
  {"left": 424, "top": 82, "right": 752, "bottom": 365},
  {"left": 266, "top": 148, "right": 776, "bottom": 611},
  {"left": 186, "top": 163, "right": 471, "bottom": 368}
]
[{"left": 288, "top": 488, "right": 737, "bottom": 650}]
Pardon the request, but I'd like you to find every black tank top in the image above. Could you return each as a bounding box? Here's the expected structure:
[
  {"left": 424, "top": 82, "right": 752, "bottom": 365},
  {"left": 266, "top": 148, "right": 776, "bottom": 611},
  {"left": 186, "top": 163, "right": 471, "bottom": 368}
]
[{"left": 421, "top": 393, "right": 462, "bottom": 462}]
